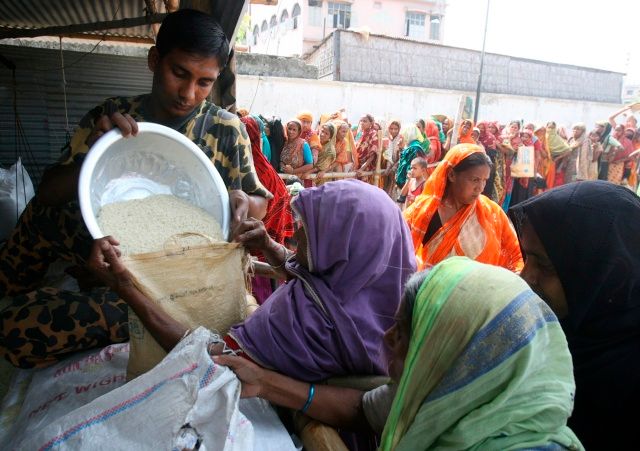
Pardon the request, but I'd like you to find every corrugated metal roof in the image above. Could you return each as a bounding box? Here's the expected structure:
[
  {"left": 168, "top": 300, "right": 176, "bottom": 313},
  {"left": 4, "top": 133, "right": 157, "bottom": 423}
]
[
  {"left": 0, "top": 1, "right": 249, "bottom": 42},
  {"left": 0, "top": 0, "right": 161, "bottom": 40}
]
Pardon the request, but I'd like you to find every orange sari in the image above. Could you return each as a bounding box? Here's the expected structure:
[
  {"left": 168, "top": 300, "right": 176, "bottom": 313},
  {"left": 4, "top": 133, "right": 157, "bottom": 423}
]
[
  {"left": 403, "top": 144, "right": 524, "bottom": 272},
  {"left": 458, "top": 120, "right": 476, "bottom": 144}
]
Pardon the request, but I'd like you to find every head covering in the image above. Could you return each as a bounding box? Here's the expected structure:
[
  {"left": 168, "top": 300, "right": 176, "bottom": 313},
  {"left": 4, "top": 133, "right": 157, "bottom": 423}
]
[
  {"left": 240, "top": 116, "right": 294, "bottom": 245},
  {"left": 296, "top": 110, "right": 313, "bottom": 123},
  {"left": 508, "top": 181, "right": 640, "bottom": 449},
  {"left": 315, "top": 123, "right": 337, "bottom": 171},
  {"left": 546, "top": 123, "right": 570, "bottom": 157},
  {"left": 457, "top": 119, "right": 475, "bottom": 144},
  {"left": 380, "top": 258, "right": 582, "bottom": 451},
  {"left": 595, "top": 120, "right": 612, "bottom": 144},
  {"left": 421, "top": 144, "right": 483, "bottom": 206},
  {"left": 401, "top": 125, "right": 425, "bottom": 146},
  {"left": 572, "top": 122, "right": 587, "bottom": 132},
  {"left": 432, "top": 114, "right": 453, "bottom": 135},
  {"left": 266, "top": 118, "right": 286, "bottom": 171},
  {"left": 286, "top": 118, "right": 302, "bottom": 137},
  {"left": 250, "top": 114, "right": 271, "bottom": 160},
  {"left": 396, "top": 126, "right": 428, "bottom": 188},
  {"left": 424, "top": 120, "right": 442, "bottom": 162},
  {"left": 331, "top": 120, "right": 358, "bottom": 168},
  {"left": 382, "top": 119, "right": 403, "bottom": 164},
  {"left": 520, "top": 128, "right": 534, "bottom": 146},
  {"left": 230, "top": 180, "right": 416, "bottom": 381},
  {"left": 280, "top": 119, "right": 307, "bottom": 172},
  {"left": 403, "top": 144, "right": 523, "bottom": 272},
  {"left": 355, "top": 122, "right": 380, "bottom": 164},
  {"left": 477, "top": 121, "right": 497, "bottom": 149}
]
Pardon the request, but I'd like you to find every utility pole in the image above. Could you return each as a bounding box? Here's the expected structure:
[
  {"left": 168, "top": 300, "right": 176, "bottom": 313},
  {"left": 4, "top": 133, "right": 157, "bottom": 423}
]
[{"left": 474, "top": 0, "right": 491, "bottom": 124}]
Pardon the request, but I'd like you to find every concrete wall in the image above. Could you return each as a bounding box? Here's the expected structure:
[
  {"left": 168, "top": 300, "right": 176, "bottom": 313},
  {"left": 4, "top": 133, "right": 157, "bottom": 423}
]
[
  {"left": 236, "top": 74, "right": 621, "bottom": 130},
  {"left": 308, "top": 30, "right": 623, "bottom": 104},
  {"left": 304, "top": 33, "right": 335, "bottom": 79},
  {"left": 236, "top": 52, "right": 318, "bottom": 78}
]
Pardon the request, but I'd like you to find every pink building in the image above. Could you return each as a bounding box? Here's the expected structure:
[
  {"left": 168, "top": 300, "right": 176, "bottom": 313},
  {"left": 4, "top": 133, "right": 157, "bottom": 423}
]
[{"left": 249, "top": 0, "right": 446, "bottom": 57}]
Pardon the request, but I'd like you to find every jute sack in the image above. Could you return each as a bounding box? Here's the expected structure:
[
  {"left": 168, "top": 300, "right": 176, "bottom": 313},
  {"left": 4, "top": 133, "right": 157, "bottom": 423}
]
[{"left": 123, "top": 234, "right": 247, "bottom": 379}]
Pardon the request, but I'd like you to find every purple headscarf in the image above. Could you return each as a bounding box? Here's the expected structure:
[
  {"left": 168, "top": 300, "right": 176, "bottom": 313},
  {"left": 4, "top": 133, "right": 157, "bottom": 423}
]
[{"left": 230, "top": 180, "right": 416, "bottom": 381}]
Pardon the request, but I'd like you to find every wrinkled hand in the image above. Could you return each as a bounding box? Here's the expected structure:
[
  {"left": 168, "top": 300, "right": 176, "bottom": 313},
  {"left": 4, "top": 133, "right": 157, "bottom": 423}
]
[
  {"left": 213, "top": 354, "right": 265, "bottom": 398},
  {"left": 283, "top": 165, "right": 294, "bottom": 174},
  {"left": 87, "top": 110, "right": 139, "bottom": 148},
  {"left": 87, "top": 236, "right": 134, "bottom": 292},
  {"left": 317, "top": 170, "right": 325, "bottom": 180},
  {"left": 229, "top": 190, "right": 250, "bottom": 239},
  {"left": 233, "top": 218, "right": 271, "bottom": 251}
]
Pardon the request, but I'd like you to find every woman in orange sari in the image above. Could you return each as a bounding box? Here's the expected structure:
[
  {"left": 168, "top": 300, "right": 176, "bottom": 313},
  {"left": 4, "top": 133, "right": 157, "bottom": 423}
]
[
  {"left": 404, "top": 144, "right": 523, "bottom": 272},
  {"left": 331, "top": 120, "right": 358, "bottom": 172},
  {"left": 457, "top": 119, "right": 476, "bottom": 144}
]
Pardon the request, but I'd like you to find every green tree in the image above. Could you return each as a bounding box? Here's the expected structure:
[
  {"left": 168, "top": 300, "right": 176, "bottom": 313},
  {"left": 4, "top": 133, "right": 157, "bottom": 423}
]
[{"left": 235, "top": 13, "right": 251, "bottom": 45}]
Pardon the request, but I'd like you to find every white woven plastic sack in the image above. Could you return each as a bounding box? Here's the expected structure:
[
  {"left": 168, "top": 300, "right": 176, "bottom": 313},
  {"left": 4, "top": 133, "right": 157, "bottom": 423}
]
[
  {"left": 19, "top": 328, "right": 253, "bottom": 451},
  {"left": 1, "top": 342, "right": 130, "bottom": 448}
]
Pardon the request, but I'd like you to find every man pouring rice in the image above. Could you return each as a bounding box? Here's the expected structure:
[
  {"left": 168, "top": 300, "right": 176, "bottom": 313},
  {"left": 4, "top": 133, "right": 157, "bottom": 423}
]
[{"left": 0, "top": 9, "right": 272, "bottom": 368}]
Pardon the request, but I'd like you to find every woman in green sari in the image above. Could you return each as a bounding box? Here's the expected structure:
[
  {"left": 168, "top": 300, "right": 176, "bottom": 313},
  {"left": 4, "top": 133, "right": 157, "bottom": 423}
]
[
  {"left": 380, "top": 257, "right": 581, "bottom": 450},
  {"left": 216, "top": 257, "right": 582, "bottom": 450}
]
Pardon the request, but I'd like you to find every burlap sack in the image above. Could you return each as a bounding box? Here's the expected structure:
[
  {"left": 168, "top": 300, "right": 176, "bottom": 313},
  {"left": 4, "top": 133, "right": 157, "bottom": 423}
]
[{"left": 123, "top": 235, "right": 247, "bottom": 379}]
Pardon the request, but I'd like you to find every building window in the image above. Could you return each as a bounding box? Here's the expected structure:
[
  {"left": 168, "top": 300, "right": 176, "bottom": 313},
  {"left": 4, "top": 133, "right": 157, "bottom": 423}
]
[
  {"left": 308, "top": 0, "right": 322, "bottom": 26},
  {"left": 292, "top": 3, "right": 301, "bottom": 29},
  {"left": 328, "top": 2, "right": 351, "bottom": 29},
  {"left": 405, "top": 11, "right": 425, "bottom": 39},
  {"left": 252, "top": 25, "right": 259, "bottom": 45},
  {"left": 430, "top": 15, "right": 441, "bottom": 40},
  {"left": 261, "top": 20, "right": 268, "bottom": 33},
  {"left": 270, "top": 15, "right": 277, "bottom": 28},
  {"left": 627, "top": 89, "right": 635, "bottom": 95},
  {"left": 280, "top": 10, "right": 289, "bottom": 23}
]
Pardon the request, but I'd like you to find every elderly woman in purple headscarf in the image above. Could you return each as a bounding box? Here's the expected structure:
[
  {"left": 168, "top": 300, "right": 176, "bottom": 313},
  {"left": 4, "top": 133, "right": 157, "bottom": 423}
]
[{"left": 88, "top": 180, "right": 416, "bottom": 381}]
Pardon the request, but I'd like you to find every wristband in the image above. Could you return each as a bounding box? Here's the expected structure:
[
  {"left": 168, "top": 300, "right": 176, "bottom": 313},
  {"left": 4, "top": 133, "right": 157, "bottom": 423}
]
[{"left": 300, "top": 383, "right": 315, "bottom": 413}]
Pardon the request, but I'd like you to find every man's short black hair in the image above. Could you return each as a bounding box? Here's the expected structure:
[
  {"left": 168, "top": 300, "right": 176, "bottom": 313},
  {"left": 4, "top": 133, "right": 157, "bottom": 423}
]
[{"left": 155, "top": 9, "right": 230, "bottom": 68}]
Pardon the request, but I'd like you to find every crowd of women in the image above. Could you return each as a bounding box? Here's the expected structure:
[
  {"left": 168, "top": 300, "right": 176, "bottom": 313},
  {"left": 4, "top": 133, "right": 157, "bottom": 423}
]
[
  {"left": 87, "top": 175, "right": 639, "bottom": 450},
  {"left": 227, "top": 105, "right": 639, "bottom": 450},
  {"left": 238, "top": 103, "right": 640, "bottom": 210},
  {"left": 1, "top": 102, "right": 637, "bottom": 450}
]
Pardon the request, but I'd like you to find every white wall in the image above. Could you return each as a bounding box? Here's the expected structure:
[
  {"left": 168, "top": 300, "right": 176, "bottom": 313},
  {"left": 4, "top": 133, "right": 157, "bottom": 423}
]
[
  {"left": 236, "top": 75, "right": 622, "bottom": 130},
  {"left": 249, "top": 0, "right": 445, "bottom": 56}
]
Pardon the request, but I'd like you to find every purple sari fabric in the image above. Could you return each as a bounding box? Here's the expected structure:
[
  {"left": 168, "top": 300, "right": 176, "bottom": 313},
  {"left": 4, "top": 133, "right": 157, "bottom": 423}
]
[{"left": 230, "top": 180, "right": 416, "bottom": 381}]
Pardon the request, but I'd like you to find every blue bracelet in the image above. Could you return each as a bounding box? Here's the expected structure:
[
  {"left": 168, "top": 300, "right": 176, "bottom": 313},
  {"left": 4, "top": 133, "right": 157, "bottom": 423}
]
[{"left": 300, "top": 383, "right": 315, "bottom": 413}]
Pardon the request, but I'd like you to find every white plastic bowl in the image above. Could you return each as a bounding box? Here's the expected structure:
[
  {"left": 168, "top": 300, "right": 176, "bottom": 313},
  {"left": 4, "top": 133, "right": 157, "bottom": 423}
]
[{"left": 79, "top": 122, "right": 230, "bottom": 241}]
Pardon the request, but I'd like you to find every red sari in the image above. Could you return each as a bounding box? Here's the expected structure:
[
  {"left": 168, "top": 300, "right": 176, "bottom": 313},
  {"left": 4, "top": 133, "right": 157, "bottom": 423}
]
[
  {"left": 356, "top": 128, "right": 380, "bottom": 164},
  {"left": 424, "top": 120, "right": 442, "bottom": 163},
  {"left": 241, "top": 117, "right": 295, "bottom": 303}
]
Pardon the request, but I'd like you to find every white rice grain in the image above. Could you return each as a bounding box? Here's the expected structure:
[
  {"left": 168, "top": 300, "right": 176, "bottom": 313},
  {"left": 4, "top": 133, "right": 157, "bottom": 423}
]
[{"left": 98, "top": 195, "right": 224, "bottom": 255}]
